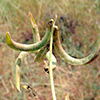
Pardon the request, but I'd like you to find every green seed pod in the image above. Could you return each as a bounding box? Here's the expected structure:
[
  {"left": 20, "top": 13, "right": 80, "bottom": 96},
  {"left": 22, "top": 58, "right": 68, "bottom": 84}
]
[
  {"left": 53, "top": 26, "right": 100, "bottom": 65},
  {"left": 6, "top": 29, "right": 51, "bottom": 51},
  {"left": 34, "top": 46, "right": 49, "bottom": 62}
]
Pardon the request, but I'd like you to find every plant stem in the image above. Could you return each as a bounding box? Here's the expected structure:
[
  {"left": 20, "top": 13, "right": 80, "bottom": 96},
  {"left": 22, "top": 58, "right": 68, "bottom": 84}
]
[{"left": 49, "top": 24, "right": 56, "bottom": 100}]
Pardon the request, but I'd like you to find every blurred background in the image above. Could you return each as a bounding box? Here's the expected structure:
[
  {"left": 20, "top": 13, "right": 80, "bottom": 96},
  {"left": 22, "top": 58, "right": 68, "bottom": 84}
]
[{"left": 0, "top": 0, "right": 100, "bottom": 100}]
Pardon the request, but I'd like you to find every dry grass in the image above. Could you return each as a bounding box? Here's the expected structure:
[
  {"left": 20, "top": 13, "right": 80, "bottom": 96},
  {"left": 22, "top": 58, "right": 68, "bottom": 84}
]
[{"left": 0, "top": 0, "right": 100, "bottom": 100}]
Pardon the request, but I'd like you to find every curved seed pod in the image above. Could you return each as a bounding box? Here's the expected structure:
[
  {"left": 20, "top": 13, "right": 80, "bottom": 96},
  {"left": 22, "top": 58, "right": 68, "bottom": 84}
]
[
  {"left": 29, "top": 12, "right": 40, "bottom": 42},
  {"left": 14, "top": 63, "right": 20, "bottom": 92},
  {"left": 14, "top": 52, "right": 30, "bottom": 92},
  {"left": 53, "top": 26, "right": 100, "bottom": 65},
  {"left": 34, "top": 45, "right": 49, "bottom": 62},
  {"left": 6, "top": 29, "right": 51, "bottom": 51},
  {"left": 6, "top": 19, "right": 55, "bottom": 52}
]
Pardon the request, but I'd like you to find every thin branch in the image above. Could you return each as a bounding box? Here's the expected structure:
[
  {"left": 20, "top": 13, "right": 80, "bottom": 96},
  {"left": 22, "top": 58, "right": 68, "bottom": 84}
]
[{"left": 49, "top": 19, "right": 56, "bottom": 100}]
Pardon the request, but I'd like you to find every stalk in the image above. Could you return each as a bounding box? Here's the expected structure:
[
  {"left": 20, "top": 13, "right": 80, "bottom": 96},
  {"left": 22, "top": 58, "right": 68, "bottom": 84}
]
[{"left": 49, "top": 22, "right": 56, "bottom": 100}]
